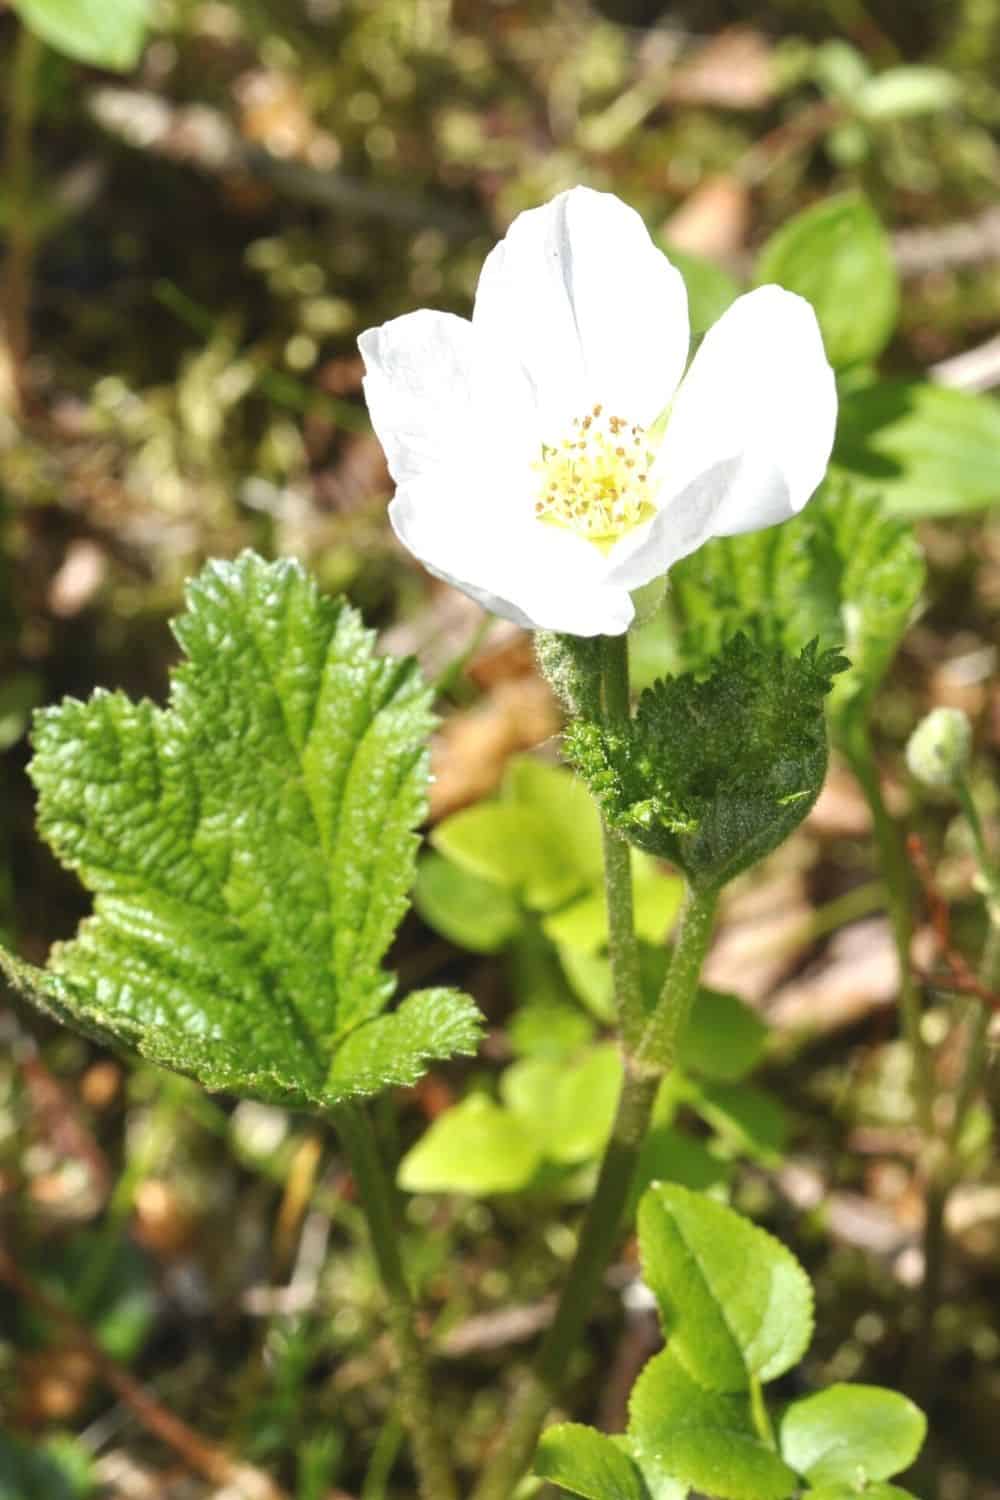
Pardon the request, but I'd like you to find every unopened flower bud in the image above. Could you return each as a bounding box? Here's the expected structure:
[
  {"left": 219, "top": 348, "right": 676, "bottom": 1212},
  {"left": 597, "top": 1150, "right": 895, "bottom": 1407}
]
[
  {"left": 905, "top": 707, "right": 971, "bottom": 789},
  {"left": 534, "top": 631, "right": 603, "bottom": 718}
]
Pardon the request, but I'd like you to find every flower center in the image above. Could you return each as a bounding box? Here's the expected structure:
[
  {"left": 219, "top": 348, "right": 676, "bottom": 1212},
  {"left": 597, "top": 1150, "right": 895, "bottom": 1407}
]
[{"left": 533, "top": 404, "right": 657, "bottom": 553}]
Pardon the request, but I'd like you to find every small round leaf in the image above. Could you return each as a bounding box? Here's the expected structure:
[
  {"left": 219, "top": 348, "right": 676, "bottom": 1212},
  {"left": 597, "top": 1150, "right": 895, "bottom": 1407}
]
[{"left": 780, "top": 1385, "right": 927, "bottom": 1485}]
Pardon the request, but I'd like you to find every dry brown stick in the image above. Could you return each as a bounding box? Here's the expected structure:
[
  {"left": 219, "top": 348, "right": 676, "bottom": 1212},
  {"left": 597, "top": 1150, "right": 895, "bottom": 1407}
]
[{"left": 0, "top": 1245, "right": 289, "bottom": 1500}]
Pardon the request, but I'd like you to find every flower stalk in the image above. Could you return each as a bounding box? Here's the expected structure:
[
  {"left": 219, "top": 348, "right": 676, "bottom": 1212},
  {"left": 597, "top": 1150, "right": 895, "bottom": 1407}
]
[
  {"left": 636, "top": 883, "right": 719, "bottom": 1071},
  {"left": 915, "top": 770, "right": 1000, "bottom": 1396},
  {"left": 472, "top": 633, "right": 720, "bottom": 1500},
  {"left": 599, "top": 634, "right": 646, "bottom": 1046},
  {"left": 844, "top": 720, "right": 935, "bottom": 1136}
]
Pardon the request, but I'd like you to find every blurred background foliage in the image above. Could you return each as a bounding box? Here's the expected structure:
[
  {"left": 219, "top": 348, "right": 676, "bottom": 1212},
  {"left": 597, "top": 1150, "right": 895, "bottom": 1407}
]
[{"left": 2, "top": 0, "right": 1000, "bottom": 1497}]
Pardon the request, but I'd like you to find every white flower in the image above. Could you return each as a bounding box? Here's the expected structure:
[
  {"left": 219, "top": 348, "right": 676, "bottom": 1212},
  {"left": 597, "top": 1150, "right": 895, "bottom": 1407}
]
[{"left": 360, "top": 186, "right": 837, "bottom": 637}]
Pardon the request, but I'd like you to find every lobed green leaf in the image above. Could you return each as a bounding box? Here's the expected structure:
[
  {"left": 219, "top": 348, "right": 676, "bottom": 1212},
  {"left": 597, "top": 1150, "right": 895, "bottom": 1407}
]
[
  {"left": 670, "top": 479, "right": 924, "bottom": 744},
  {"left": 5, "top": 554, "right": 481, "bottom": 1108},
  {"left": 834, "top": 379, "right": 1000, "bottom": 518},
  {"left": 567, "top": 635, "right": 844, "bottom": 888}
]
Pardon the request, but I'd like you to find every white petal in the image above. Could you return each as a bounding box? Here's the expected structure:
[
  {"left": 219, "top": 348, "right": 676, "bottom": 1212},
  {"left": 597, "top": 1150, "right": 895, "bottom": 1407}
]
[
  {"left": 604, "top": 459, "right": 744, "bottom": 590},
  {"left": 473, "top": 186, "right": 690, "bottom": 435},
  {"left": 359, "top": 310, "right": 477, "bottom": 487},
  {"left": 390, "top": 479, "right": 634, "bottom": 636},
  {"left": 658, "top": 285, "right": 837, "bottom": 538}
]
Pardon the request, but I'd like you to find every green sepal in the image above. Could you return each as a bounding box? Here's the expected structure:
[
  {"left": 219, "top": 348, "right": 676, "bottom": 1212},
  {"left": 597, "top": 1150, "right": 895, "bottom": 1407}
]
[
  {"left": 566, "top": 634, "right": 845, "bottom": 888},
  {"left": 535, "top": 631, "right": 604, "bottom": 718},
  {"left": 2, "top": 554, "right": 482, "bottom": 1109}
]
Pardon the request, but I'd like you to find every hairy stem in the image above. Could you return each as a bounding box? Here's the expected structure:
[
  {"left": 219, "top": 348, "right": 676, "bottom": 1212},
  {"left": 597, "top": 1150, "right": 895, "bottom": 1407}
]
[
  {"left": 844, "top": 724, "right": 935, "bottom": 1136},
  {"left": 914, "top": 785, "right": 999, "bottom": 1401},
  {"left": 334, "top": 1103, "right": 458, "bottom": 1500},
  {"left": 472, "top": 877, "right": 718, "bottom": 1500},
  {"left": 470, "top": 1063, "right": 659, "bottom": 1500},
  {"left": 636, "top": 883, "right": 719, "bottom": 1071},
  {"left": 914, "top": 926, "right": 998, "bottom": 1405},
  {"left": 599, "top": 633, "right": 645, "bottom": 1045}
]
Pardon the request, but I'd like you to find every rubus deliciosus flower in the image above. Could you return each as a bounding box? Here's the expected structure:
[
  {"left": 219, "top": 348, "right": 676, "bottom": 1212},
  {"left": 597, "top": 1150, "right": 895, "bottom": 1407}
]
[{"left": 360, "top": 187, "right": 837, "bottom": 637}]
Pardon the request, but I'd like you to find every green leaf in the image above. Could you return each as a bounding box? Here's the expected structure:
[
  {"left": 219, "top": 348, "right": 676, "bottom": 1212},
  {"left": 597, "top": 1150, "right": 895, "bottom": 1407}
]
[
  {"left": 558, "top": 943, "right": 617, "bottom": 1021},
  {"left": 638, "top": 1184, "right": 813, "bottom": 1391},
  {"left": 431, "top": 755, "right": 606, "bottom": 912},
  {"left": 689, "top": 1079, "right": 789, "bottom": 1162},
  {"left": 662, "top": 245, "right": 741, "bottom": 336},
  {"left": 809, "top": 482, "right": 925, "bottom": 731},
  {"left": 501, "top": 1043, "right": 622, "bottom": 1165},
  {"left": 630, "top": 1125, "right": 731, "bottom": 1216},
  {"left": 504, "top": 756, "right": 606, "bottom": 880},
  {"left": 397, "top": 1094, "right": 540, "bottom": 1194},
  {"left": 670, "top": 512, "right": 826, "bottom": 667},
  {"left": 431, "top": 803, "right": 579, "bottom": 909},
  {"left": 807, "top": 1487, "right": 917, "bottom": 1500},
  {"left": 14, "top": 0, "right": 148, "bottom": 70},
  {"left": 535, "top": 1424, "right": 650, "bottom": 1500},
  {"left": 856, "top": 66, "right": 959, "bottom": 121},
  {"left": 414, "top": 852, "right": 522, "bottom": 953},
  {"left": 567, "top": 636, "right": 844, "bottom": 888},
  {"left": 6, "top": 554, "right": 481, "bottom": 1108},
  {"left": 0, "top": 672, "right": 42, "bottom": 752},
  {"left": 754, "top": 194, "right": 898, "bottom": 369},
  {"left": 670, "top": 480, "right": 924, "bottom": 742},
  {"left": 812, "top": 39, "right": 871, "bottom": 100},
  {"left": 508, "top": 993, "right": 596, "bottom": 1058},
  {"left": 629, "top": 1350, "right": 797, "bottom": 1500},
  {"left": 834, "top": 379, "right": 1000, "bottom": 517},
  {"left": 679, "top": 989, "right": 768, "bottom": 1082},
  {"left": 780, "top": 1386, "right": 926, "bottom": 1485},
  {"left": 545, "top": 855, "right": 683, "bottom": 956}
]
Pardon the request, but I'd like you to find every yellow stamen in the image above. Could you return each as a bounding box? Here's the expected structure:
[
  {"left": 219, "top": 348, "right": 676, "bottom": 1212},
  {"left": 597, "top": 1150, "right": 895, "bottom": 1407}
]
[{"left": 533, "top": 404, "right": 657, "bottom": 552}]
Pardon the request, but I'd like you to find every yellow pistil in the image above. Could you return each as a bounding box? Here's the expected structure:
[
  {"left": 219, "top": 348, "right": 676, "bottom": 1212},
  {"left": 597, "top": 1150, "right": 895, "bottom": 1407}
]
[{"left": 533, "top": 403, "right": 657, "bottom": 553}]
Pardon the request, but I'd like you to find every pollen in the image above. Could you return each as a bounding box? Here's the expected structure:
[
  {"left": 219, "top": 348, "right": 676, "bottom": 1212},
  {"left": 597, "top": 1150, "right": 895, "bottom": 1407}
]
[{"left": 533, "top": 405, "right": 657, "bottom": 552}]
